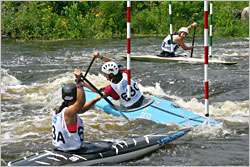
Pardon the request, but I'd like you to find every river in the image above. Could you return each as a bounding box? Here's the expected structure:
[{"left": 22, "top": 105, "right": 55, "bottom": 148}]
[{"left": 1, "top": 37, "right": 249, "bottom": 165}]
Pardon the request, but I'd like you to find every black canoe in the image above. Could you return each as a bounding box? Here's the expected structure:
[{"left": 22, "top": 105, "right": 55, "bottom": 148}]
[{"left": 8, "top": 127, "right": 191, "bottom": 166}]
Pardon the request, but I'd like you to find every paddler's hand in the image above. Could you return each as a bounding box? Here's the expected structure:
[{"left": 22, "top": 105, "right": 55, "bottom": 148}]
[
  {"left": 191, "top": 22, "right": 198, "bottom": 27},
  {"left": 74, "top": 68, "right": 83, "bottom": 79},
  {"left": 93, "top": 51, "right": 101, "bottom": 59},
  {"left": 189, "top": 46, "right": 195, "bottom": 50}
]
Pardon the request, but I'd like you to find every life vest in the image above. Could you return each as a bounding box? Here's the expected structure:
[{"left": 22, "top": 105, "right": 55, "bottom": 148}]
[
  {"left": 52, "top": 107, "right": 84, "bottom": 151},
  {"left": 111, "top": 73, "right": 143, "bottom": 107},
  {"left": 161, "top": 35, "right": 180, "bottom": 52}
]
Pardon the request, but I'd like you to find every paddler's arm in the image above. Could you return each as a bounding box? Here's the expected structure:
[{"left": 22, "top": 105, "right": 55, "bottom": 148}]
[
  {"left": 93, "top": 51, "right": 111, "bottom": 62},
  {"left": 77, "top": 85, "right": 108, "bottom": 114},
  {"left": 74, "top": 70, "right": 102, "bottom": 114},
  {"left": 79, "top": 94, "right": 102, "bottom": 114},
  {"left": 174, "top": 36, "right": 194, "bottom": 50},
  {"left": 80, "top": 81, "right": 97, "bottom": 93},
  {"left": 80, "top": 81, "right": 107, "bottom": 98},
  {"left": 187, "top": 22, "right": 198, "bottom": 30},
  {"left": 65, "top": 69, "right": 86, "bottom": 119}
]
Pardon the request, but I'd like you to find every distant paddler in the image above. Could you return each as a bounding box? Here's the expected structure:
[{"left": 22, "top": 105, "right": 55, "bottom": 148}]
[{"left": 158, "top": 22, "right": 198, "bottom": 57}]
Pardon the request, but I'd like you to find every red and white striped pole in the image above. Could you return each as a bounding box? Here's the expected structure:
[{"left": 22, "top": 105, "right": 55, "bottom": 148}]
[
  {"left": 204, "top": 1, "right": 209, "bottom": 117},
  {"left": 127, "top": 1, "right": 131, "bottom": 99}
]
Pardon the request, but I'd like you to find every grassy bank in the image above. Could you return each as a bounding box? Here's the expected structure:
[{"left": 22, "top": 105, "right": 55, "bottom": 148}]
[{"left": 1, "top": 1, "right": 249, "bottom": 41}]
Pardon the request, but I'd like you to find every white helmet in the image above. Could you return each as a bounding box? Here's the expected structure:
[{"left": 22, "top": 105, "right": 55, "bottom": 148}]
[
  {"left": 178, "top": 27, "right": 189, "bottom": 34},
  {"left": 102, "top": 62, "right": 119, "bottom": 75}
]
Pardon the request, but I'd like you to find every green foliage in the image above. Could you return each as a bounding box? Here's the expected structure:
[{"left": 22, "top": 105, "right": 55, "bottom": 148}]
[
  {"left": 1, "top": 1, "right": 249, "bottom": 41},
  {"left": 91, "top": 1, "right": 126, "bottom": 38},
  {"left": 212, "top": 1, "right": 249, "bottom": 37}
]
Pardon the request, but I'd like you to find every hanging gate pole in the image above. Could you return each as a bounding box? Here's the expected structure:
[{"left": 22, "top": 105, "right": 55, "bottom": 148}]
[
  {"left": 126, "top": 1, "right": 131, "bottom": 99},
  {"left": 204, "top": 1, "right": 209, "bottom": 117}
]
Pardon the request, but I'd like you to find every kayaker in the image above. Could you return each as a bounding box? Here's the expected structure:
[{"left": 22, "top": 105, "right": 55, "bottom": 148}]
[
  {"left": 52, "top": 69, "right": 101, "bottom": 151},
  {"left": 82, "top": 51, "right": 144, "bottom": 110},
  {"left": 158, "top": 22, "right": 198, "bottom": 57}
]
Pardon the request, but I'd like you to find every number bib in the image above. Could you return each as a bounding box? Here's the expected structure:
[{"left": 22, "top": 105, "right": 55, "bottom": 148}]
[
  {"left": 111, "top": 73, "right": 142, "bottom": 107},
  {"left": 161, "top": 35, "right": 180, "bottom": 52},
  {"left": 52, "top": 107, "right": 84, "bottom": 151}
]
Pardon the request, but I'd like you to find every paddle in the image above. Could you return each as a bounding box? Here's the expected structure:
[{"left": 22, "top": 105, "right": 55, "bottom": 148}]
[
  {"left": 84, "top": 57, "right": 96, "bottom": 78},
  {"left": 81, "top": 76, "right": 130, "bottom": 121},
  {"left": 190, "top": 13, "right": 199, "bottom": 58},
  {"left": 190, "top": 26, "right": 196, "bottom": 58}
]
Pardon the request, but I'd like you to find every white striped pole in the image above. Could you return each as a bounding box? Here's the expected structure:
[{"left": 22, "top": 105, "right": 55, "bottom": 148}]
[
  {"left": 204, "top": 1, "right": 209, "bottom": 117},
  {"left": 169, "top": 1, "right": 173, "bottom": 52},
  {"left": 127, "top": 1, "right": 131, "bottom": 99},
  {"left": 209, "top": 1, "right": 213, "bottom": 58}
]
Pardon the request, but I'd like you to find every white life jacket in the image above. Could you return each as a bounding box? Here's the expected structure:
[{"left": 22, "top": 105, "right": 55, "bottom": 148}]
[
  {"left": 111, "top": 73, "right": 143, "bottom": 107},
  {"left": 161, "top": 35, "right": 180, "bottom": 52},
  {"left": 52, "top": 107, "right": 84, "bottom": 151}
]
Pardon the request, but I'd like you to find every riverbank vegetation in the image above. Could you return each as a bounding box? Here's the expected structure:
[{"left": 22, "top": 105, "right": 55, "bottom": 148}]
[{"left": 1, "top": 1, "right": 249, "bottom": 41}]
